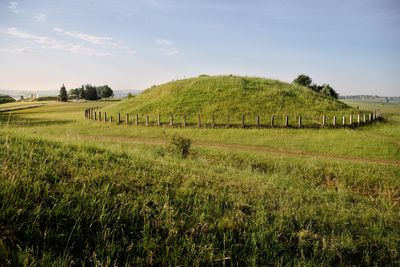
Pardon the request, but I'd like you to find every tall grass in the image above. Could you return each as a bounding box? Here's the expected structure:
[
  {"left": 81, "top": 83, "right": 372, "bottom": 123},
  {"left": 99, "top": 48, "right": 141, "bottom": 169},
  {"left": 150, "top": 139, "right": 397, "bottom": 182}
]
[
  {"left": 0, "top": 135, "right": 399, "bottom": 265},
  {"left": 0, "top": 100, "right": 399, "bottom": 265}
]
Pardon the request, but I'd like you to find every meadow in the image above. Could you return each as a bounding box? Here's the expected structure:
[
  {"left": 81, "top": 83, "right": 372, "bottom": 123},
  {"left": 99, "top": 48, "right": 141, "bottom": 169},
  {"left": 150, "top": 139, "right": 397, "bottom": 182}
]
[{"left": 0, "top": 100, "right": 399, "bottom": 265}]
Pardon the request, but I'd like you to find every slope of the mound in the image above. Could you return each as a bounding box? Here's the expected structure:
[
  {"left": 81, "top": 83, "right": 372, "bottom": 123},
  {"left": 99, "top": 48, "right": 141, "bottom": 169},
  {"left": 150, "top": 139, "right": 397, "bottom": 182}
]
[
  {"left": 105, "top": 75, "right": 353, "bottom": 117},
  {"left": 0, "top": 94, "right": 16, "bottom": 104}
]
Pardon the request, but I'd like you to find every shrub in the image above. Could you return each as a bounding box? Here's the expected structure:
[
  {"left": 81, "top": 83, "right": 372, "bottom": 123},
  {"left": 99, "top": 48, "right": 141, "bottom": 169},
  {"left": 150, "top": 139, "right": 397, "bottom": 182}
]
[{"left": 170, "top": 135, "right": 191, "bottom": 158}]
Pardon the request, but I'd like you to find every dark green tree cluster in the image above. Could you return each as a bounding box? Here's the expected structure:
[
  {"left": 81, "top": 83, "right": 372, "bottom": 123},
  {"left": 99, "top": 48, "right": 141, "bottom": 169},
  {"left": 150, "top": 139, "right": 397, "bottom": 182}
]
[
  {"left": 293, "top": 75, "right": 338, "bottom": 99},
  {"left": 59, "top": 84, "right": 68, "bottom": 102},
  {"left": 67, "top": 84, "right": 114, "bottom": 100}
]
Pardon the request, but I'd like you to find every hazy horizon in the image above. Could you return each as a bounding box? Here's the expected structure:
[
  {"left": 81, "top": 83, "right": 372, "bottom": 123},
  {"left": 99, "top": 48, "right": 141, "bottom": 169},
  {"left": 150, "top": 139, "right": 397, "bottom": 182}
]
[{"left": 1, "top": 0, "right": 399, "bottom": 96}]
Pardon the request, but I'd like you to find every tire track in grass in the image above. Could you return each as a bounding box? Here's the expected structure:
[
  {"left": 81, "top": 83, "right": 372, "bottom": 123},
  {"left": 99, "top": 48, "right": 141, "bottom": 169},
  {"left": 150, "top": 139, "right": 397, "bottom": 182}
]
[{"left": 78, "top": 135, "right": 400, "bottom": 167}]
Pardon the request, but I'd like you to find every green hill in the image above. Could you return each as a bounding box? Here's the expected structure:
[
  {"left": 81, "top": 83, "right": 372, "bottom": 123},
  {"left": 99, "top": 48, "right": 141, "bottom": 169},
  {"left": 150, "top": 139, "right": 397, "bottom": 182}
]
[
  {"left": 0, "top": 94, "right": 16, "bottom": 104},
  {"left": 105, "top": 75, "right": 355, "bottom": 123}
]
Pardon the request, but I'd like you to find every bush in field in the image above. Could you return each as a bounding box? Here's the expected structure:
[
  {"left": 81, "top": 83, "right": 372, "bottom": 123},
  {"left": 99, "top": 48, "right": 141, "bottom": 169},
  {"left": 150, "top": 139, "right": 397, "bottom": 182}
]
[
  {"left": 170, "top": 134, "right": 191, "bottom": 158},
  {"left": 294, "top": 75, "right": 339, "bottom": 99},
  {"left": 293, "top": 74, "right": 312, "bottom": 87}
]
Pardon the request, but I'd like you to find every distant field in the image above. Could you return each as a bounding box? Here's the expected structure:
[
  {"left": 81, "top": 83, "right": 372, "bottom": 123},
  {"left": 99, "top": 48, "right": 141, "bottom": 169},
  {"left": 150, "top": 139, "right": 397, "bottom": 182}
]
[{"left": 0, "top": 100, "right": 399, "bottom": 265}]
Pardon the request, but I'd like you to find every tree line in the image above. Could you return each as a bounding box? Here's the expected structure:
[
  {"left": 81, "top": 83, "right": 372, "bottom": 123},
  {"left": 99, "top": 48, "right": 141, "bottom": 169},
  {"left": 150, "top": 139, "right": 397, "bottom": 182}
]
[
  {"left": 293, "top": 75, "right": 338, "bottom": 99},
  {"left": 59, "top": 84, "right": 114, "bottom": 102}
]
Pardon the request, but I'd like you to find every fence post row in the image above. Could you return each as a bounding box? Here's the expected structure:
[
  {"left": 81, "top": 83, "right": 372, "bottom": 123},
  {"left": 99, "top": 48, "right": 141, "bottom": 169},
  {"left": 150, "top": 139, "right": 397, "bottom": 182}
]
[{"left": 84, "top": 109, "right": 380, "bottom": 128}]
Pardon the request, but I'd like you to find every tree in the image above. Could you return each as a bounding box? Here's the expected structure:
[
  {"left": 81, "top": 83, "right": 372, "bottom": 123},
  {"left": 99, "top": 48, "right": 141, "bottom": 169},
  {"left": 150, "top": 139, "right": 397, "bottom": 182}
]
[
  {"left": 293, "top": 74, "right": 312, "bottom": 87},
  {"left": 59, "top": 84, "right": 68, "bottom": 102},
  {"left": 310, "top": 83, "right": 323, "bottom": 92},
  {"left": 99, "top": 85, "right": 114, "bottom": 99},
  {"left": 68, "top": 88, "right": 79, "bottom": 99},
  {"left": 320, "top": 84, "right": 338, "bottom": 99},
  {"left": 78, "top": 86, "right": 86, "bottom": 100},
  {"left": 85, "top": 84, "right": 98, "bottom": 100}
]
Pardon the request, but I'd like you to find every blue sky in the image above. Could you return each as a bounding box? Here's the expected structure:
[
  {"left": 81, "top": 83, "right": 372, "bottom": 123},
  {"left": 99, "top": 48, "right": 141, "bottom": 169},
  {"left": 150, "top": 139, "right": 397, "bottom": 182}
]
[{"left": 0, "top": 0, "right": 399, "bottom": 96}]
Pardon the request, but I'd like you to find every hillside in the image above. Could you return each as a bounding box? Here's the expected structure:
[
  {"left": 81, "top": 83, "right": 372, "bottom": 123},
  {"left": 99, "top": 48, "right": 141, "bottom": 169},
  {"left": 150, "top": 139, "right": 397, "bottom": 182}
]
[
  {"left": 105, "top": 76, "right": 354, "bottom": 118},
  {"left": 0, "top": 94, "right": 16, "bottom": 104}
]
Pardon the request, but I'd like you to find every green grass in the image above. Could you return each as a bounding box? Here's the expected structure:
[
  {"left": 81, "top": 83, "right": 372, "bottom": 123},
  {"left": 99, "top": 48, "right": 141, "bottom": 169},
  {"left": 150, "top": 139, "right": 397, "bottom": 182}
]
[
  {"left": 0, "top": 100, "right": 399, "bottom": 265},
  {"left": 104, "top": 76, "right": 358, "bottom": 127}
]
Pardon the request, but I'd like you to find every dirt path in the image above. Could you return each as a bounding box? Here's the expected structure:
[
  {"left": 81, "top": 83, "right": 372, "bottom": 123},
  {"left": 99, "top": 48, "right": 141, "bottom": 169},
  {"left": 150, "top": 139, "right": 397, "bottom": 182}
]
[{"left": 79, "top": 134, "right": 400, "bottom": 167}]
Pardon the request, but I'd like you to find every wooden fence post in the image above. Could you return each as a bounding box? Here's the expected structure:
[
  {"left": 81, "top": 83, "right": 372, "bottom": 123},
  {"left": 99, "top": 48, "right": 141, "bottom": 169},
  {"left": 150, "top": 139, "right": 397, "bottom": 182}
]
[
  {"left": 342, "top": 115, "right": 345, "bottom": 126},
  {"left": 136, "top": 114, "right": 139, "bottom": 125},
  {"left": 94, "top": 112, "right": 97, "bottom": 121},
  {"left": 104, "top": 112, "right": 107, "bottom": 122},
  {"left": 117, "top": 113, "right": 120, "bottom": 124},
  {"left": 242, "top": 115, "right": 245, "bottom": 128},
  {"left": 158, "top": 114, "right": 161, "bottom": 126},
  {"left": 145, "top": 115, "right": 149, "bottom": 126},
  {"left": 349, "top": 115, "right": 353, "bottom": 125},
  {"left": 198, "top": 114, "right": 201, "bottom": 127},
  {"left": 363, "top": 114, "right": 366, "bottom": 123},
  {"left": 333, "top": 116, "right": 336, "bottom": 126},
  {"left": 183, "top": 115, "right": 186, "bottom": 127},
  {"left": 298, "top": 115, "right": 301, "bottom": 127},
  {"left": 271, "top": 115, "right": 275, "bottom": 127},
  {"left": 322, "top": 115, "right": 326, "bottom": 127},
  {"left": 357, "top": 114, "right": 360, "bottom": 124},
  {"left": 285, "top": 116, "right": 288, "bottom": 127},
  {"left": 256, "top": 115, "right": 260, "bottom": 127},
  {"left": 369, "top": 113, "right": 372, "bottom": 122},
  {"left": 126, "top": 114, "right": 129, "bottom": 124},
  {"left": 110, "top": 116, "right": 113, "bottom": 123},
  {"left": 99, "top": 112, "right": 102, "bottom": 121},
  {"left": 169, "top": 114, "right": 173, "bottom": 126}
]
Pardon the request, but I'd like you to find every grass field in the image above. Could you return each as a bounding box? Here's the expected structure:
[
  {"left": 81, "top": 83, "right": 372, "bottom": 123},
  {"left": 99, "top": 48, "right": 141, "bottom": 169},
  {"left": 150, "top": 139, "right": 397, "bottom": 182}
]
[{"left": 0, "top": 100, "right": 399, "bottom": 265}]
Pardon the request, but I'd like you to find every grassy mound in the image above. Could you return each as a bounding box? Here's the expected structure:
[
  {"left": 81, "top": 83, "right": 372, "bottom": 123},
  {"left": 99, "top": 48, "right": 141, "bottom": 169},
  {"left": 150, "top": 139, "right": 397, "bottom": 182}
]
[
  {"left": 0, "top": 94, "right": 16, "bottom": 104},
  {"left": 105, "top": 75, "right": 353, "bottom": 118}
]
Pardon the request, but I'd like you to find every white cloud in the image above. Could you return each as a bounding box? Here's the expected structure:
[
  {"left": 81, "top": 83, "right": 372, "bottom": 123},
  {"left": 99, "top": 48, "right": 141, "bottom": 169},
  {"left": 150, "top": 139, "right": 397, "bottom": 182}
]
[
  {"left": 53, "top": 28, "right": 135, "bottom": 55},
  {"left": 161, "top": 47, "right": 179, "bottom": 55},
  {"left": 156, "top": 39, "right": 173, "bottom": 46},
  {"left": 8, "top": 1, "right": 22, "bottom": 14},
  {"left": 33, "top": 14, "right": 46, "bottom": 21},
  {"left": 7, "top": 27, "right": 109, "bottom": 57},
  {"left": 54, "top": 28, "right": 126, "bottom": 49},
  {"left": 156, "top": 38, "right": 179, "bottom": 56},
  {"left": 0, "top": 47, "right": 33, "bottom": 54}
]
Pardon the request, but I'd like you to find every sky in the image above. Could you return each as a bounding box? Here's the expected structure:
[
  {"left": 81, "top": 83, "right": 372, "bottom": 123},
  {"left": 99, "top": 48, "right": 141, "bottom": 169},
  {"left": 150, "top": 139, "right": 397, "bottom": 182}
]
[{"left": 0, "top": 0, "right": 399, "bottom": 96}]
